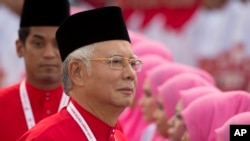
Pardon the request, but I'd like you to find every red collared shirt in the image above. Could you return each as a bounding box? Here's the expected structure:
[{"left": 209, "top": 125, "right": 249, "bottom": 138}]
[
  {"left": 0, "top": 81, "right": 64, "bottom": 141},
  {"left": 18, "top": 100, "right": 128, "bottom": 141}
]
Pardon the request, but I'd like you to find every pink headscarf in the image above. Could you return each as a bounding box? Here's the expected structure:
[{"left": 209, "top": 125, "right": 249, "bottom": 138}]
[
  {"left": 180, "top": 86, "right": 221, "bottom": 109},
  {"left": 215, "top": 112, "right": 250, "bottom": 141},
  {"left": 182, "top": 91, "right": 250, "bottom": 141},
  {"left": 135, "top": 55, "right": 169, "bottom": 102},
  {"left": 128, "top": 29, "right": 148, "bottom": 48},
  {"left": 119, "top": 55, "right": 168, "bottom": 141},
  {"left": 146, "top": 62, "right": 215, "bottom": 101},
  {"left": 158, "top": 73, "right": 214, "bottom": 119},
  {"left": 132, "top": 40, "right": 173, "bottom": 61}
]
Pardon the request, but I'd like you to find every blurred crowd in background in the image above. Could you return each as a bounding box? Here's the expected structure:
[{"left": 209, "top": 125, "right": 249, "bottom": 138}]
[
  {"left": 1, "top": 0, "right": 250, "bottom": 141},
  {"left": 1, "top": 0, "right": 250, "bottom": 92}
]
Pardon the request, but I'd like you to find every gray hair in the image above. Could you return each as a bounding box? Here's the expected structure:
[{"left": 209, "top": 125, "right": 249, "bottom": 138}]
[{"left": 61, "top": 44, "right": 96, "bottom": 94}]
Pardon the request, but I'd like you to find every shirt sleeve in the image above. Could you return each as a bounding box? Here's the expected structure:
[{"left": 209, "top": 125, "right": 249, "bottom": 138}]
[{"left": 17, "top": 131, "right": 55, "bottom": 141}]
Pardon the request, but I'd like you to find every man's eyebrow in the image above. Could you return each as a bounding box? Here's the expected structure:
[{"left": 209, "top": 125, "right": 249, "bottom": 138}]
[
  {"left": 107, "top": 52, "right": 122, "bottom": 56},
  {"left": 107, "top": 53, "right": 138, "bottom": 58},
  {"left": 32, "top": 34, "right": 44, "bottom": 39}
]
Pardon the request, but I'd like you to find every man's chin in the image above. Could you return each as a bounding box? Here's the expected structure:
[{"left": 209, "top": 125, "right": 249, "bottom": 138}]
[
  {"left": 39, "top": 75, "right": 60, "bottom": 83},
  {"left": 123, "top": 98, "right": 134, "bottom": 106},
  {"left": 115, "top": 100, "right": 133, "bottom": 109}
]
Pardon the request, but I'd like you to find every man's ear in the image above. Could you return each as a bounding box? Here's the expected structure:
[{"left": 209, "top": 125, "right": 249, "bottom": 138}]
[
  {"left": 16, "top": 39, "right": 24, "bottom": 58},
  {"left": 68, "top": 60, "right": 86, "bottom": 86}
]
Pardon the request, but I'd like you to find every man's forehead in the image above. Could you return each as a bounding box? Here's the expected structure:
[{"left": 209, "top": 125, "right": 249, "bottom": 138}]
[
  {"left": 29, "top": 26, "right": 57, "bottom": 38},
  {"left": 29, "top": 26, "right": 58, "bottom": 31}
]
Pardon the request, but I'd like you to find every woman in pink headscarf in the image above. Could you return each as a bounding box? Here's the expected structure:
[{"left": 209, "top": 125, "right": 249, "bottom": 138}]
[
  {"left": 153, "top": 73, "right": 215, "bottom": 140},
  {"left": 119, "top": 54, "right": 168, "bottom": 141},
  {"left": 139, "top": 62, "right": 214, "bottom": 140},
  {"left": 215, "top": 112, "right": 250, "bottom": 141},
  {"left": 182, "top": 90, "right": 250, "bottom": 141},
  {"left": 133, "top": 40, "right": 173, "bottom": 61},
  {"left": 144, "top": 62, "right": 215, "bottom": 100},
  {"left": 180, "top": 86, "right": 221, "bottom": 110},
  {"left": 167, "top": 86, "right": 221, "bottom": 141}
]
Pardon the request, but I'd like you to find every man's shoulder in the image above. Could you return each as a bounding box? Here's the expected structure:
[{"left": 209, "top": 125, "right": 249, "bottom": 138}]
[
  {"left": 0, "top": 83, "right": 20, "bottom": 104},
  {"left": 18, "top": 109, "right": 83, "bottom": 141},
  {"left": 30, "top": 109, "right": 71, "bottom": 132},
  {"left": 0, "top": 83, "right": 20, "bottom": 96}
]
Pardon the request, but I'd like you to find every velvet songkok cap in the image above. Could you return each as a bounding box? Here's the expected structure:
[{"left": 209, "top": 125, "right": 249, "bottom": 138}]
[
  {"left": 20, "top": 0, "right": 70, "bottom": 27},
  {"left": 56, "top": 6, "right": 131, "bottom": 61}
]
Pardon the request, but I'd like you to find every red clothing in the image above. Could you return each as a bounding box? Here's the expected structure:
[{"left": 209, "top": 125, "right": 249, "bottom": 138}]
[
  {"left": 18, "top": 100, "right": 128, "bottom": 141},
  {"left": 0, "top": 81, "right": 64, "bottom": 141}
]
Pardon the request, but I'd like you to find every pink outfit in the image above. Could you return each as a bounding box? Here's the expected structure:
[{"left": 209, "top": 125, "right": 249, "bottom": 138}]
[
  {"left": 146, "top": 63, "right": 215, "bottom": 101},
  {"left": 133, "top": 40, "right": 173, "bottom": 61},
  {"left": 119, "top": 55, "right": 167, "bottom": 141},
  {"left": 158, "top": 73, "right": 214, "bottom": 119},
  {"left": 182, "top": 91, "right": 250, "bottom": 141},
  {"left": 180, "top": 86, "right": 221, "bottom": 109},
  {"left": 151, "top": 130, "right": 169, "bottom": 141},
  {"left": 215, "top": 112, "right": 250, "bottom": 141}
]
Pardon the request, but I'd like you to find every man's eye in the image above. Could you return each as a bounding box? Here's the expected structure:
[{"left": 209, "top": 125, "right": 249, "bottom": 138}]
[
  {"left": 31, "top": 41, "right": 43, "bottom": 47},
  {"left": 130, "top": 60, "right": 138, "bottom": 66},
  {"left": 111, "top": 59, "right": 123, "bottom": 64}
]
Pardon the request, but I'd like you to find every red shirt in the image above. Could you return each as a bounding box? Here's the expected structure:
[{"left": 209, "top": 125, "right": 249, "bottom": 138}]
[
  {"left": 18, "top": 100, "right": 128, "bottom": 141},
  {"left": 0, "top": 81, "right": 64, "bottom": 141}
]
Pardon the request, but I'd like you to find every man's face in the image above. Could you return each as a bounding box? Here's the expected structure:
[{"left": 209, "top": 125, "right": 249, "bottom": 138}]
[
  {"left": 16, "top": 26, "right": 62, "bottom": 84},
  {"left": 84, "top": 40, "right": 137, "bottom": 108}
]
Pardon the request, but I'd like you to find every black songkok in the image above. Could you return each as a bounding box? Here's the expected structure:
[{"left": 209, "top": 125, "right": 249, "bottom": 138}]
[
  {"left": 20, "top": 0, "right": 70, "bottom": 27},
  {"left": 56, "top": 6, "right": 131, "bottom": 61}
]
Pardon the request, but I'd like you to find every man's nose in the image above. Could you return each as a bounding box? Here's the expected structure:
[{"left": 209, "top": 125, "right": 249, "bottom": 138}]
[
  {"left": 123, "top": 62, "right": 137, "bottom": 80},
  {"left": 43, "top": 45, "right": 57, "bottom": 58}
]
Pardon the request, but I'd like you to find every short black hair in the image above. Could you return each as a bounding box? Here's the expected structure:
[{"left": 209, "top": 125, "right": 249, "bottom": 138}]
[{"left": 18, "top": 27, "right": 30, "bottom": 43}]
